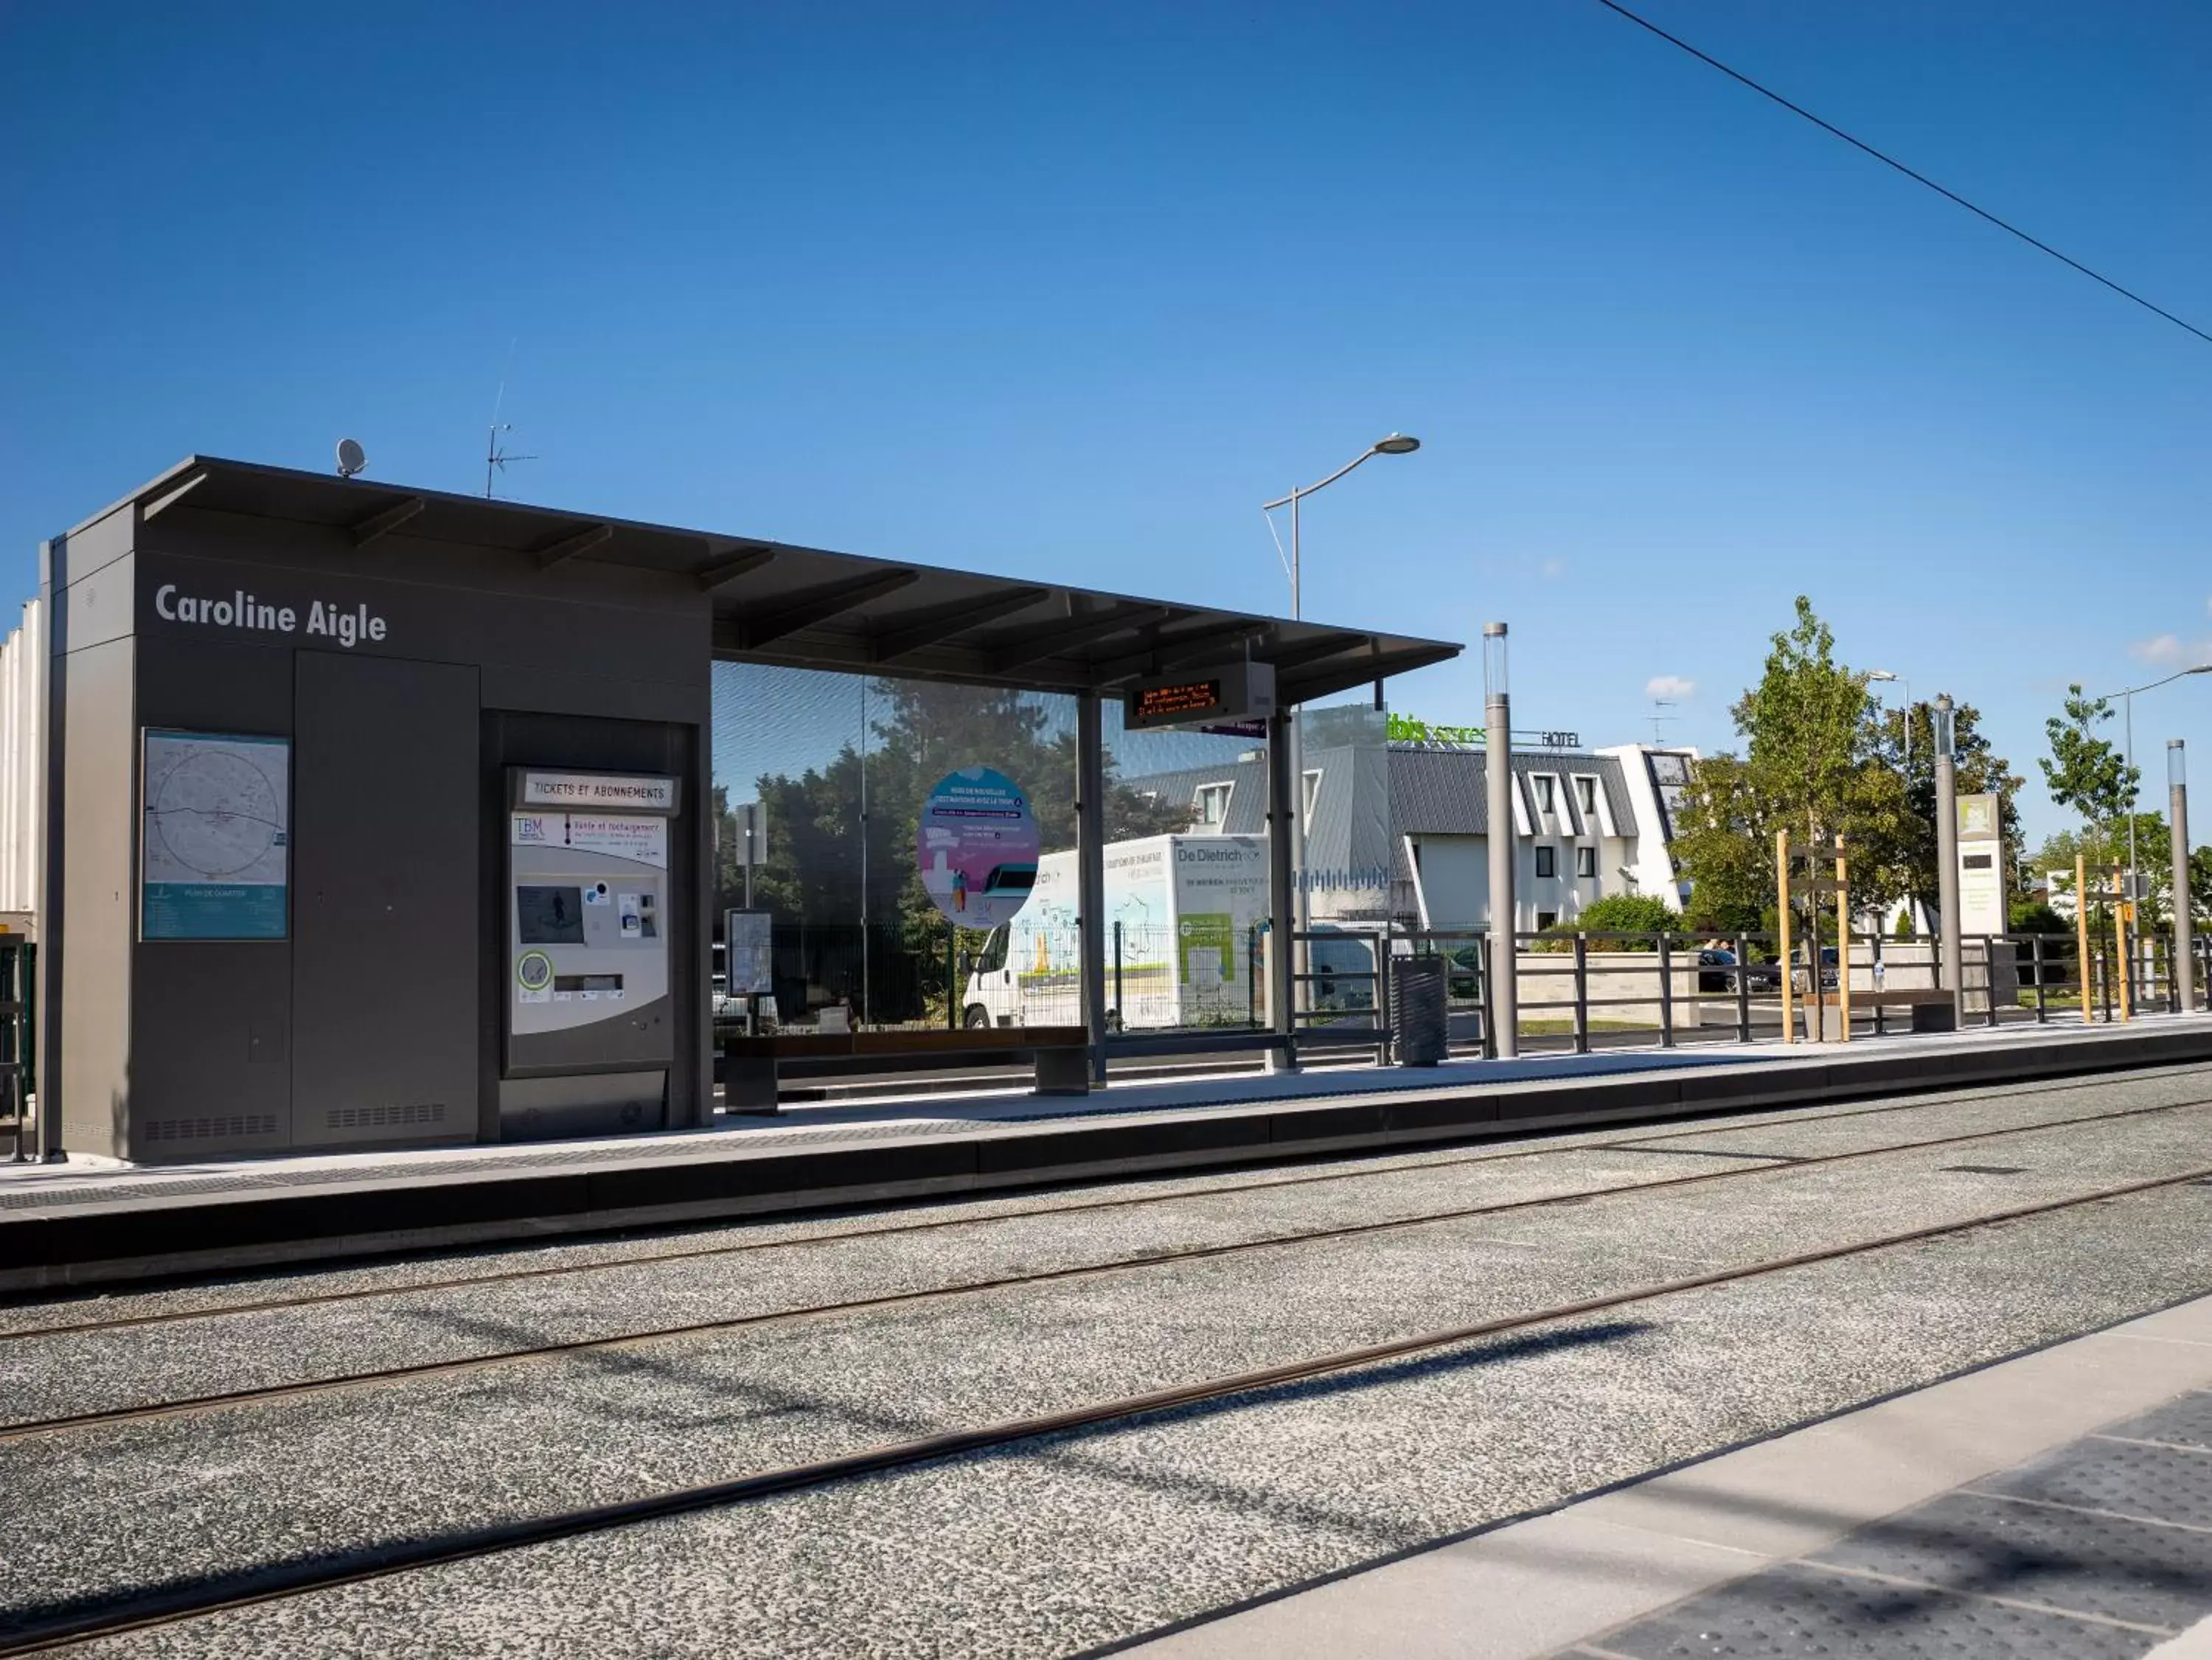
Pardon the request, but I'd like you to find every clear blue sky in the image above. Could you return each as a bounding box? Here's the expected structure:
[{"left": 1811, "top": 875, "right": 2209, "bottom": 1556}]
[{"left": 5, "top": 1, "right": 2207, "bottom": 847}]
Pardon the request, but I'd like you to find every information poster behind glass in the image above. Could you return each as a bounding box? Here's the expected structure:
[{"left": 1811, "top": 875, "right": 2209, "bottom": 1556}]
[{"left": 140, "top": 728, "right": 291, "bottom": 941}]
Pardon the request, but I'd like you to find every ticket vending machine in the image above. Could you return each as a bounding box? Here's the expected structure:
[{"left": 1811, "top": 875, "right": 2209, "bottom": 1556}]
[{"left": 502, "top": 768, "right": 681, "bottom": 1139}]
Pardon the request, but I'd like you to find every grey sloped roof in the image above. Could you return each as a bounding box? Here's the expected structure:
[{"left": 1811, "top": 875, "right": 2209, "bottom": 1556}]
[
  {"left": 1388, "top": 750, "right": 1637, "bottom": 837},
  {"left": 1117, "top": 760, "right": 1270, "bottom": 836},
  {"left": 1119, "top": 747, "right": 1639, "bottom": 845},
  {"left": 1114, "top": 746, "right": 1366, "bottom": 873},
  {"left": 99, "top": 456, "right": 1459, "bottom": 702}
]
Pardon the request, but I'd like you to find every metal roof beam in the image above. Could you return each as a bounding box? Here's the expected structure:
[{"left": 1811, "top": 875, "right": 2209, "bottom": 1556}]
[
  {"left": 1279, "top": 642, "right": 1457, "bottom": 703},
  {"left": 533, "top": 523, "right": 613, "bottom": 570},
  {"left": 349, "top": 495, "right": 425, "bottom": 549},
  {"left": 139, "top": 472, "right": 209, "bottom": 522},
  {"left": 983, "top": 604, "right": 1174, "bottom": 674},
  {"left": 697, "top": 544, "right": 779, "bottom": 592},
  {"left": 1087, "top": 619, "right": 1273, "bottom": 684},
  {"left": 1258, "top": 631, "right": 1370, "bottom": 673},
  {"left": 732, "top": 568, "right": 921, "bottom": 650},
  {"left": 869, "top": 585, "right": 1049, "bottom": 663}
]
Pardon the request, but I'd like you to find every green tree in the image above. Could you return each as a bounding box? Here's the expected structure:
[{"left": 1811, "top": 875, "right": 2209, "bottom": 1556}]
[
  {"left": 1669, "top": 754, "right": 1772, "bottom": 929},
  {"left": 1671, "top": 596, "right": 1915, "bottom": 928},
  {"left": 1536, "top": 893, "right": 1680, "bottom": 949},
  {"left": 2034, "top": 814, "right": 2188, "bottom": 926},
  {"left": 1873, "top": 700, "right": 2025, "bottom": 916},
  {"left": 2041, "top": 685, "right": 2138, "bottom": 832}
]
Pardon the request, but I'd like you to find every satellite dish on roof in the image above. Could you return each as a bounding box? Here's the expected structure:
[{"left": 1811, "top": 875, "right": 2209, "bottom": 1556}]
[{"left": 335, "top": 438, "right": 367, "bottom": 479}]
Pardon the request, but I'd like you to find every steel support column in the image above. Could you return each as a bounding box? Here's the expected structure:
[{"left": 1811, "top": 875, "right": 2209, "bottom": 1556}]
[
  {"left": 1485, "top": 626, "right": 1518, "bottom": 1059},
  {"left": 1265, "top": 707, "right": 1298, "bottom": 1073},
  {"left": 2173, "top": 741, "right": 2194, "bottom": 1014},
  {"left": 1077, "top": 692, "right": 1109, "bottom": 1085},
  {"left": 1934, "top": 694, "right": 1962, "bottom": 1023}
]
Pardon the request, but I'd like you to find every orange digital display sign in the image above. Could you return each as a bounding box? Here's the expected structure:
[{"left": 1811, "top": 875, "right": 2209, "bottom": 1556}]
[{"left": 1127, "top": 678, "right": 1224, "bottom": 726}]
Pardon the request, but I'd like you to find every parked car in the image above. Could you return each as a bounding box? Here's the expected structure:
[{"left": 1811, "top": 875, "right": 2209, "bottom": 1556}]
[
  {"left": 1793, "top": 946, "right": 1841, "bottom": 991},
  {"left": 1697, "top": 949, "right": 1783, "bottom": 994},
  {"left": 1436, "top": 944, "right": 1483, "bottom": 1002},
  {"left": 1307, "top": 927, "right": 1381, "bottom": 1016}
]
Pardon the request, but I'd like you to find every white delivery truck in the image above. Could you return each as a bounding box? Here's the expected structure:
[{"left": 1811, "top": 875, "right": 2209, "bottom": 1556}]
[
  {"left": 961, "top": 834, "right": 1271, "bottom": 1029},
  {"left": 960, "top": 834, "right": 1380, "bottom": 1030}
]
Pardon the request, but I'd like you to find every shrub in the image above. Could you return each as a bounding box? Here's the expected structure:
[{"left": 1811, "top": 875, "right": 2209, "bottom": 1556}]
[
  {"left": 1683, "top": 899, "right": 1762, "bottom": 935},
  {"left": 1537, "top": 893, "right": 1682, "bottom": 951},
  {"left": 1575, "top": 894, "right": 1682, "bottom": 935}
]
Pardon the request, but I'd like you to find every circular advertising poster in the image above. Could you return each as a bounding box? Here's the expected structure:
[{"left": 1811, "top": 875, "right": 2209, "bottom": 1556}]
[{"left": 916, "top": 767, "right": 1040, "bottom": 927}]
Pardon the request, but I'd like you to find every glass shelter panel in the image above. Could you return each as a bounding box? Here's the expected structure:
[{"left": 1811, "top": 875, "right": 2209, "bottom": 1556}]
[{"left": 712, "top": 663, "right": 1078, "bottom": 1032}]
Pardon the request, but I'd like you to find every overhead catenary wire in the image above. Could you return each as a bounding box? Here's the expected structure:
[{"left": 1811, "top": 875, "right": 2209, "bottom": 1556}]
[{"left": 1590, "top": 0, "right": 2212, "bottom": 349}]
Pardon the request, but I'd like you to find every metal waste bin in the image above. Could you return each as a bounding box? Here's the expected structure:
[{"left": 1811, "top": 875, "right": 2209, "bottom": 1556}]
[{"left": 1392, "top": 955, "right": 1448, "bottom": 1067}]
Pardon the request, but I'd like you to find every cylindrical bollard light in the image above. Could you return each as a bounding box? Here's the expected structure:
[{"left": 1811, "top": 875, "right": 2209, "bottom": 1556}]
[
  {"left": 1934, "top": 694, "right": 1962, "bottom": 1021},
  {"left": 2174, "top": 740, "right": 2194, "bottom": 1014},
  {"left": 1485, "top": 623, "right": 1518, "bottom": 1059}
]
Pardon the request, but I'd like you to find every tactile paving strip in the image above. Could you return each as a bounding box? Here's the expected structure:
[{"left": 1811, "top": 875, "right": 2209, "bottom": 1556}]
[
  {"left": 2098, "top": 1389, "right": 2212, "bottom": 1454},
  {"left": 1585, "top": 1560, "right": 2153, "bottom": 1659},
  {"left": 1978, "top": 1434, "right": 2212, "bottom": 1532},
  {"left": 1812, "top": 1490, "right": 2212, "bottom": 1631},
  {"left": 1582, "top": 1393, "right": 2212, "bottom": 1659}
]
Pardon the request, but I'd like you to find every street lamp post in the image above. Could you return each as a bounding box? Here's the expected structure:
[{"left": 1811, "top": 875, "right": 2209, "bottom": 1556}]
[
  {"left": 1934, "top": 696, "right": 1961, "bottom": 1018},
  {"left": 1867, "top": 669, "right": 1910, "bottom": 771},
  {"left": 1485, "top": 624, "right": 1517, "bottom": 1058},
  {"left": 1867, "top": 669, "right": 1913, "bottom": 932},
  {"left": 2097, "top": 665, "right": 2212, "bottom": 891},
  {"left": 1262, "top": 433, "right": 1420, "bottom": 1000},
  {"left": 2096, "top": 667, "right": 2211, "bottom": 997},
  {"left": 2171, "top": 741, "right": 2194, "bottom": 1014}
]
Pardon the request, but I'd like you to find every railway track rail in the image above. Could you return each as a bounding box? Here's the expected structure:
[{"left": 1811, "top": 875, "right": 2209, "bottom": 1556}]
[
  {"left": 4, "top": 1092, "right": 2208, "bottom": 1443},
  {"left": 4, "top": 1067, "right": 2194, "bottom": 1343},
  {"left": 5, "top": 1159, "right": 2209, "bottom": 1656}
]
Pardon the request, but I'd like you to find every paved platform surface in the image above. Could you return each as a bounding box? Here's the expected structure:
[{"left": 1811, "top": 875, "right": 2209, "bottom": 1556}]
[
  {"left": 3, "top": 1016, "right": 2191, "bottom": 1200},
  {"left": 1123, "top": 1293, "right": 2212, "bottom": 1659}
]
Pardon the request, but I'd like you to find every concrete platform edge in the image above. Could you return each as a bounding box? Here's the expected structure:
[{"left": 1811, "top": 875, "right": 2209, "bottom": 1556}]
[{"left": 4, "top": 1022, "right": 2206, "bottom": 1293}]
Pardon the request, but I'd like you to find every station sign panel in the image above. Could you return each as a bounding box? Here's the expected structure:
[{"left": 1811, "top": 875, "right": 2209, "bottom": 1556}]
[
  {"left": 1125, "top": 661, "right": 1277, "bottom": 732},
  {"left": 1955, "top": 792, "right": 2008, "bottom": 936},
  {"left": 514, "top": 770, "right": 679, "bottom": 815}
]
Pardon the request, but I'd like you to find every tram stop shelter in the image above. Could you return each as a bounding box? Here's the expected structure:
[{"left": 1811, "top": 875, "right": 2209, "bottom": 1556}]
[{"left": 33, "top": 456, "right": 1459, "bottom": 1162}]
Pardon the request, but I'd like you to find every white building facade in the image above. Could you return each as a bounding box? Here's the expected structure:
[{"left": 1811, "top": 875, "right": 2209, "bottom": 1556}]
[
  {"left": 1124, "top": 732, "right": 1698, "bottom": 935},
  {"left": 0, "top": 599, "right": 41, "bottom": 918}
]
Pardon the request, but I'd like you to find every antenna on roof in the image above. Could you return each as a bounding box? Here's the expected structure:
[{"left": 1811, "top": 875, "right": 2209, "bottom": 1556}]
[
  {"left": 485, "top": 338, "right": 537, "bottom": 498},
  {"left": 1649, "top": 700, "right": 1678, "bottom": 744},
  {"left": 335, "top": 437, "right": 366, "bottom": 479}
]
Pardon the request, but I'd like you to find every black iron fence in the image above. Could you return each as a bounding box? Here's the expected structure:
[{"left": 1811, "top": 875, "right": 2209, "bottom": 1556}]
[{"left": 709, "top": 908, "right": 2210, "bottom": 1081}]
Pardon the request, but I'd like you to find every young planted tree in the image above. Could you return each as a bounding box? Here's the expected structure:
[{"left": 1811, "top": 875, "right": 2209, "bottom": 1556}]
[
  {"left": 1668, "top": 753, "right": 1771, "bottom": 931},
  {"left": 2040, "top": 684, "right": 2138, "bottom": 843},
  {"left": 1874, "top": 699, "right": 2025, "bottom": 924},
  {"left": 1672, "top": 596, "right": 1913, "bottom": 931}
]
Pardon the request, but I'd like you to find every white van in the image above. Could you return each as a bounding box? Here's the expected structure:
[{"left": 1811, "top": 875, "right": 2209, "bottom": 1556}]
[
  {"left": 959, "top": 834, "right": 1377, "bottom": 1030},
  {"left": 963, "top": 834, "right": 1270, "bottom": 1028}
]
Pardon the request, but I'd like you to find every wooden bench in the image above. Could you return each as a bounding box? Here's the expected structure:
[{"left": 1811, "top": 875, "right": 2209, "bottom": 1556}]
[{"left": 723, "top": 1026, "right": 1091, "bottom": 1115}]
